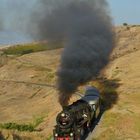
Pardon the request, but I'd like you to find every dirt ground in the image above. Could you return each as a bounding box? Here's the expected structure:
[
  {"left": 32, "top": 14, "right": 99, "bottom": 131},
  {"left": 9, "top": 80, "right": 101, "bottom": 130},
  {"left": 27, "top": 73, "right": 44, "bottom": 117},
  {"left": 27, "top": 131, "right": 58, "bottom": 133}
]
[
  {"left": 91, "top": 26, "right": 140, "bottom": 140},
  {"left": 0, "top": 26, "right": 140, "bottom": 140}
]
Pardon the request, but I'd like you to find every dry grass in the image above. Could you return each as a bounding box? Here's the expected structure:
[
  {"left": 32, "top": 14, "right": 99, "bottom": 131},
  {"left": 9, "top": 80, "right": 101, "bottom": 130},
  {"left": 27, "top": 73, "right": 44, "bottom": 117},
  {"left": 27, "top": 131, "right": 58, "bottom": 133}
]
[
  {"left": 0, "top": 26, "right": 140, "bottom": 139},
  {"left": 90, "top": 26, "right": 140, "bottom": 140}
]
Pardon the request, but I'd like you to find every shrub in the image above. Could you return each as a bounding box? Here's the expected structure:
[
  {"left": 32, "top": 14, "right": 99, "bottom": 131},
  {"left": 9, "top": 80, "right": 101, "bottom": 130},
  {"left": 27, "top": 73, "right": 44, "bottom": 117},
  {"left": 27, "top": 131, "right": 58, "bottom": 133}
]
[
  {"left": 0, "top": 123, "right": 34, "bottom": 132},
  {"left": 3, "top": 42, "right": 63, "bottom": 55}
]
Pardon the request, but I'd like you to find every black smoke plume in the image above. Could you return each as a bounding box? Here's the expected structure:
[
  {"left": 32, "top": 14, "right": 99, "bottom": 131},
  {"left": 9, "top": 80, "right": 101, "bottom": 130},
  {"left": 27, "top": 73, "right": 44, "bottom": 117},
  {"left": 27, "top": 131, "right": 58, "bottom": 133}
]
[{"left": 35, "top": 0, "right": 115, "bottom": 106}]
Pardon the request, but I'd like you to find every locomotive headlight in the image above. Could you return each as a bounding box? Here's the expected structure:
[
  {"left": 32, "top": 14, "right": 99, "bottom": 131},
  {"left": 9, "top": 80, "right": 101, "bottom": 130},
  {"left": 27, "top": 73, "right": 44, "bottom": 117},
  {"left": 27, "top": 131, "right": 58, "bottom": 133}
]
[
  {"left": 61, "top": 113, "right": 66, "bottom": 117},
  {"left": 55, "top": 133, "right": 58, "bottom": 137},
  {"left": 70, "top": 133, "right": 73, "bottom": 137}
]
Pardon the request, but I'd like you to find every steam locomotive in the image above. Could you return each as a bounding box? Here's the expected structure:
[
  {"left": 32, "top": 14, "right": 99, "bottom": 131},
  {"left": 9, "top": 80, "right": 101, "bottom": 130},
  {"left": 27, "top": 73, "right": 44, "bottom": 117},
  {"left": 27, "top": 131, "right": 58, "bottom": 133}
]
[{"left": 53, "top": 86, "right": 101, "bottom": 140}]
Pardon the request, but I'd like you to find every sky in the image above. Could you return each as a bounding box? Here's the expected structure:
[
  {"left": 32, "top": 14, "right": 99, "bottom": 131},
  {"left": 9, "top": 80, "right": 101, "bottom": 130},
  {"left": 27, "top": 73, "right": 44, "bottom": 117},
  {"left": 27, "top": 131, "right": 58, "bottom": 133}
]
[
  {"left": 0, "top": 0, "right": 140, "bottom": 29},
  {"left": 107, "top": 0, "right": 140, "bottom": 25},
  {"left": 0, "top": 0, "right": 140, "bottom": 45}
]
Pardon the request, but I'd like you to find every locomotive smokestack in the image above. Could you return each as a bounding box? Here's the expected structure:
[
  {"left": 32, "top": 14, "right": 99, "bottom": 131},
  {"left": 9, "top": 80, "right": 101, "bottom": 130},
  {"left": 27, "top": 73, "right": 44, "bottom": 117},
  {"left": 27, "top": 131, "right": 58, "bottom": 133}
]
[{"left": 35, "top": 0, "right": 115, "bottom": 106}]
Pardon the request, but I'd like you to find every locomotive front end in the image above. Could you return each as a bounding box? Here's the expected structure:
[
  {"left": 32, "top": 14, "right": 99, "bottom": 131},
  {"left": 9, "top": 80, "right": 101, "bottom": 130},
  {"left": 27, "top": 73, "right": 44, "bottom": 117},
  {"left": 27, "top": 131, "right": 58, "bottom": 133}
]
[
  {"left": 53, "top": 111, "right": 75, "bottom": 140},
  {"left": 53, "top": 86, "right": 101, "bottom": 140}
]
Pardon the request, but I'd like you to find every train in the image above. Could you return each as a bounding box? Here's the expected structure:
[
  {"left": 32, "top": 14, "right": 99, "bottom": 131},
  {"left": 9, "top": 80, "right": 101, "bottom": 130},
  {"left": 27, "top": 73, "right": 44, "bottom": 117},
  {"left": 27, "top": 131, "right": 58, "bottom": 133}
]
[{"left": 53, "top": 86, "right": 101, "bottom": 140}]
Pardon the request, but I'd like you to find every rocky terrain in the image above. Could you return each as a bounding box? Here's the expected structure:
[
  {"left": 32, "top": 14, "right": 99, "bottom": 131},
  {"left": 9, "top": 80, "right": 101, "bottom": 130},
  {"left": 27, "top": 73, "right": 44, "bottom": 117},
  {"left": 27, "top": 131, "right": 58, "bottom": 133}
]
[{"left": 0, "top": 25, "right": 140, "bottom": 140}]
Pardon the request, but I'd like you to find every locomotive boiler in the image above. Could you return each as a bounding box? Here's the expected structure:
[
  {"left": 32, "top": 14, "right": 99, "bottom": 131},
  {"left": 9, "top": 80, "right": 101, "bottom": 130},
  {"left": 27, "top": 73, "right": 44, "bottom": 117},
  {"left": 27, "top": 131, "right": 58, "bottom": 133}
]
[{"left": 53, "top": 86, "right": 101, "bottom": 140}]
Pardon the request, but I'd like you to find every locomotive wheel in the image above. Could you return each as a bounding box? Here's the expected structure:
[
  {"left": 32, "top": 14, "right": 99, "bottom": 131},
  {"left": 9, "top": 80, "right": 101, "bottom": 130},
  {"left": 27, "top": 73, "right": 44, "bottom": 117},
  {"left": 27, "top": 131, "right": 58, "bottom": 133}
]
[
  {"left": 81, "top": 129, "right": 85, "bottom": 140},
  {"left": 84, "top": 122, "right": 91, "bottom": 133},
  {"left": 75, "top": 136, "right": 81, "bottom": 140},
  {"left": 75, "top": 131, "right": 82, "bottom": 140},
  {"left": 81, "top": 128, "right": 85, "bottom": 136},
  {"left": 78, "top": 128, "right": 85, "bottom": 140}
]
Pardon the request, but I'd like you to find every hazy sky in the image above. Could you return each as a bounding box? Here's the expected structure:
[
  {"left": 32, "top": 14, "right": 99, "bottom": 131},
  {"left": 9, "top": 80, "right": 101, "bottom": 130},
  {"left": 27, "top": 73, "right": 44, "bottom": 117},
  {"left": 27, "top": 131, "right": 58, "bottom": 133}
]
[
  {"left": 0, "top": 0, "right": 139, "bottom": 27},
  {"left": 0, "top": 0, "right": 140, "bottom": 45},
  {"left": 107, "top": 0, "right": 140, "bottom": 25}
]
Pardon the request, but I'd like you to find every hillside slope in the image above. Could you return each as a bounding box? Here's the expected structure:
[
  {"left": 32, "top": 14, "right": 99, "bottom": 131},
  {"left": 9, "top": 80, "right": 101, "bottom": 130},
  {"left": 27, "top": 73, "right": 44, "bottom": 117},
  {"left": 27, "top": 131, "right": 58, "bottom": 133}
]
[
  {"left": 91, "top": 26, "right": 140, "bottom": 140},
  {"left": 0, "top": 26, "right": 140, "bottom": 140},
  {"left": 0, "top": 49, "right": 62, "bottom": 139}
]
